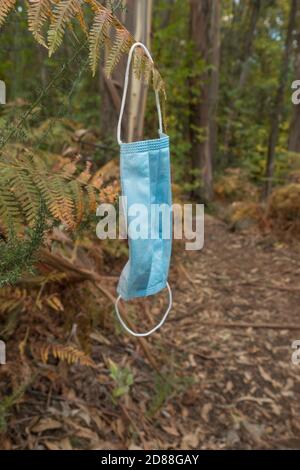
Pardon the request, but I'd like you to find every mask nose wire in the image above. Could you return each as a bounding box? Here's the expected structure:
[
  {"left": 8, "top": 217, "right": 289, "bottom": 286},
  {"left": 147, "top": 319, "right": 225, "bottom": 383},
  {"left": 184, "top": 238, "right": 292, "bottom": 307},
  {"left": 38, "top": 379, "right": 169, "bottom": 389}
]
[
  {"left": 114, "top": 282, "right": 172, "bottom": 337},
  {"left": 117, "top": 41, "right": 163, "bottom": 146}
]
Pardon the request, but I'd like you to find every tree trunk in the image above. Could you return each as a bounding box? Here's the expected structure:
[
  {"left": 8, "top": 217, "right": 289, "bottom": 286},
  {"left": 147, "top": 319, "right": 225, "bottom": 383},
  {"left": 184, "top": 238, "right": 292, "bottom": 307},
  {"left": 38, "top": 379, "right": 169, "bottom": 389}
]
[
  {"left": 209, "top": 0, "right": 221, "bottom": 167},
  {"left": 99, "top": 1, "right": 123, "bottom": 140},
  {"left": 238, "top": 0, "right": 261, "bottom": 89},
  {"left": 264, "top": 0, "right": 299, "bottom": 198},
  {"left": 288, "top": 18, "right": 300, "bottom": 153},
  {"left": 189, "top": 0, "right": 221, "bottom": 202},
  {"left": 125, "top": 0, "right": 153, "bottom": 142},
  {"left": 99, "top": 0, "right": 153, "bottom": 142},
  {"left": 223, "top": 0, "right": 261, "bottom": 158}
]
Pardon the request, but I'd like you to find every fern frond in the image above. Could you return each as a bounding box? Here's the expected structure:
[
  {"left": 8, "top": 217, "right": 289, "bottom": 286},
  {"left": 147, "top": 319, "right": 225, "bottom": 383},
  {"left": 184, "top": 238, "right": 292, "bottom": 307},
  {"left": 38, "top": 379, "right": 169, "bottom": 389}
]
[
  {"left": 28, "top": 0, "right": 52, "bottom": 48},
  {"left": 104, "top": 28, "right": 133, "bottom": 77},
  {"left": 47, "top": 0, "right": 82, "bottom": 56},
  {"left": 86, "top": 185, "right": 97, "bottom": 212},
  {"left": 76, "top": 7, "right": 88, "bottom": 37},
  {"left": 51, "top": 176, "right": 76, "bottom": 229},
  {"left": 33, "top": 174, "right": 72, "bottom": 228},
  {"left": 89, "top": 9, "right": 111, "bottom": 77},
  {"left": 0, "top": 208, "right": 45, "bottom": 288},
  {"left": 25, "top": 0, "right": 166, "bottom": 97},
  {"left": 68, "top": 179, "right": 84, "bottom": 225},
  {"left": 77, "top": 161, "right": 92, "bottom": 184},
  {"left": 0, "top": 287, "right": 27, "bottom": 314},
  {"left": 39, "top": 343, "right": 96, "bottom": 368},
  {"left": 153, "top": 68, "right": 166, "bottom": 97},
  {"left": 0, "top": 148, "right": 104, "bottom": 232},
  {"left": 0, "top": 0, "right": 16, "bottom": 27},
  {"left": 0, "top": 186, "right": 22, "bottom": 235},
  {"left": 9, "top": 171, "right": 41, "bottom": 226},
  {"left": 133, "top": 51, "right": 152, "bottom": 83},
  {"left": 60, "top": 155, "right": 80, "bottom": 178}
]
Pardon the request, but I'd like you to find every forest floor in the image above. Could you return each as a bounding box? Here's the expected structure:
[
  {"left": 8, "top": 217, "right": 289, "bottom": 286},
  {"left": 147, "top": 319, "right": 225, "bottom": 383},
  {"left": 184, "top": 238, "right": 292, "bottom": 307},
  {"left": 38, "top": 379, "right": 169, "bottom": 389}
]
[{"left": 2, "top": 214, "right": 300, "bottom": 450}]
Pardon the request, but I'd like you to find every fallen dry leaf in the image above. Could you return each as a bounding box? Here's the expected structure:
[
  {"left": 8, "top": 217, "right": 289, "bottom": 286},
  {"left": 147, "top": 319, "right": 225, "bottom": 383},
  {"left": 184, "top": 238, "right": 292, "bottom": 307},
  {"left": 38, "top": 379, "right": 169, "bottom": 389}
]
[
  {"left": 161, "top": 425, "right": 180, "bottom": 437},
  {"left": 201, "top": 403, "right": 213, "bottom": 423},
  {"left": 31, "top": 419, "right": 62, "bottom": 434}
]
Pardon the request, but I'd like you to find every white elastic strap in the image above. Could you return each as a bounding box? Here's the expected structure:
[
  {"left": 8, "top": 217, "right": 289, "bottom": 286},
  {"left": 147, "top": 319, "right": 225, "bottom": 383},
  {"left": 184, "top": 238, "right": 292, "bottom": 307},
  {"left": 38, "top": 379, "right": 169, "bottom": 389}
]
[
  {"left": 117, "top": 41, "right": 163, "bottom": 145},
  {"left": 114, "top": 282, "right": 172, "bottom": 337}
]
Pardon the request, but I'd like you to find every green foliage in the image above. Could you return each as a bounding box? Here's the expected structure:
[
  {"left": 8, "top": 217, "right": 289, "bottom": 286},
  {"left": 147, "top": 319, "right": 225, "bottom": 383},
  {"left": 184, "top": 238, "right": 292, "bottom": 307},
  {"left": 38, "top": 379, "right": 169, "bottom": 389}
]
[
  {"left": 219, "top": 0, "right": 295, "bottom": 175},
  {"left": 0, "top": 148, "right": 104, "bottom": 233},
  {"left": 151, "top": 0, "right": 206, "bottom": 183},
  {"left": 0, "top": 379, "right": 32, "bottom": 433},
  {"left": 0, "top": 207, "right": 45, "bottom": 287},
  {"left": 108, "top": 359, "right": 134, "bottom": 401},
  {"left": 147, "top": 373, "right": 195, "bottom": 417}
]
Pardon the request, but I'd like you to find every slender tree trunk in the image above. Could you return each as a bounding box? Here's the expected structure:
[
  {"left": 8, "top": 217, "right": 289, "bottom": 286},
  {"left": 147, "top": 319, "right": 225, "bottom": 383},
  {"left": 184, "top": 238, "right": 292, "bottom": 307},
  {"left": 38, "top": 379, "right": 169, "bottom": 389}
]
[
  {"left": 99, "top": 0, "right": 152, "bottom": 142},
  {"left": 125, "top": 0, "right": 153, "bottom": 142},
  {"left": 209, "top": 0, "right": 221, "bottom": 166},
  {"left": 159, "top": 0, "right": 175, "bottom": 29},
  {"left": 288, "top": 19, "right": 300, "bottom": 153},
  {"left": 238, "top": 0, "right": 261, "bottom": 89},
  {"left": 223, "top": 0, "right": 261, "bottom": 157},
  {"left": 189, "top": 0, "right": 220, "bottom": 202},
  {"left": 264, "top": 0, "right": 299, "bottom": 198},
  {"left": 99, "top": 0, "right": 123, "bottom": 139}
]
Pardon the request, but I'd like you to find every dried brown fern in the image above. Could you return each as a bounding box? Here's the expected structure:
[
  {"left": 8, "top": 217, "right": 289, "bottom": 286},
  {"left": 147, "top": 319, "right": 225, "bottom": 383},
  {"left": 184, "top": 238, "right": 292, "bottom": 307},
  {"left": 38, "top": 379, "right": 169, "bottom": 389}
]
[
  {"left": 104, "top": 27, "right": 133, "bottom": 77},
  {"left": 0, "top": 287, "right": 28, "bottom": 314},
  {"left": 0, "top": 150, "right": 118, "bottom": 235},
  {"left": 0, "top": 1, "right": 166, "bottom": 95},
  {"left": 28, "top": 0, "right": 52, "bottom": 47},
  {"left": 89, "top": 8, "right": 112, "bottom": 76},
  {"left": 39, "top": 343, "right": 97, "bottom": 368},
  {"left": 47, "top": 0, "right": 82, "bottom": 56},
  {"left": 0, "top": 0, "right": 16, "bottom": 26}
]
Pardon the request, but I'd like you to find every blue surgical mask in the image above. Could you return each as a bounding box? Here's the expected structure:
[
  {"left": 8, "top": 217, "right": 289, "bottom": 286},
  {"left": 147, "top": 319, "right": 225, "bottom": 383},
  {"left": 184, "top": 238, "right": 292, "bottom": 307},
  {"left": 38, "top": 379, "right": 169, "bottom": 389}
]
[{"left": 115, "top": 42, "right": 172, "bottom": 337}]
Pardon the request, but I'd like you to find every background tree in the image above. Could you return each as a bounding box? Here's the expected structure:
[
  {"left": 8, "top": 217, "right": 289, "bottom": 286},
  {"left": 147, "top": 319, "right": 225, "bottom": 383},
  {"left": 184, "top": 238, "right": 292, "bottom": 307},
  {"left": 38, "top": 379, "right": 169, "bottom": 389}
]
[
  {"left": 99, "top": 0, "right": 154, "bottom": 142},
  {"left": 222, "top": 0, "right": 262, "bottom": 158},
  {"left": 288, "top": 8, "right": 300, "bottom": 154},
  {"left": 2, "top": 0, "right": 300, "bottom": 451},
  {"left": 264, "top": 0, "right": 299, "bottom": 198},
  {"left": 189, "top": 0, "right": 221, "bottom": 202}
]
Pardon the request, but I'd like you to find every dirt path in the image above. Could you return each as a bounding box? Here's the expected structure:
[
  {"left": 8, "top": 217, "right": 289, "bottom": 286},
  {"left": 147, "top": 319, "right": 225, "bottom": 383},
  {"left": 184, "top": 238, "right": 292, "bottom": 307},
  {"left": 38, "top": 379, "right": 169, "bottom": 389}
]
[
  {"left": 3, "top": 215, "right": 300, "bottom": 450},
  {"left": 162, "top": 215, "right": 300, "bottom": 449}
]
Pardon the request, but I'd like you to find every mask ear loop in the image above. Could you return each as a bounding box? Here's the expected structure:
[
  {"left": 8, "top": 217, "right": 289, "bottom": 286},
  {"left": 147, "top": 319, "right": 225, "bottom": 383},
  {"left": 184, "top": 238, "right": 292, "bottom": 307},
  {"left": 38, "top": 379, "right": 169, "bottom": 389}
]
[
  {"left": 115, "top": 282, "right": 172, "bottom": 337},
  {"left": 117, "top": 41, "right": 163, "bottom": 145}
]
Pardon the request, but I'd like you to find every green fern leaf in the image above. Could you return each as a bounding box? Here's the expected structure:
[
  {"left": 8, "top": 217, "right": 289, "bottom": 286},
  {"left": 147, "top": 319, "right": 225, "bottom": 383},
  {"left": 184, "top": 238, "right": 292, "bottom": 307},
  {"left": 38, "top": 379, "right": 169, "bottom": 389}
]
[
  {"left": 68, "top": 180, "right": 84, "bottom": 225},
  {"left": 0, "top": 186, "right": 22, "bottom": 235},
  {"left": 9, "top": 170, "right": 41, "bottom": 226}
]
